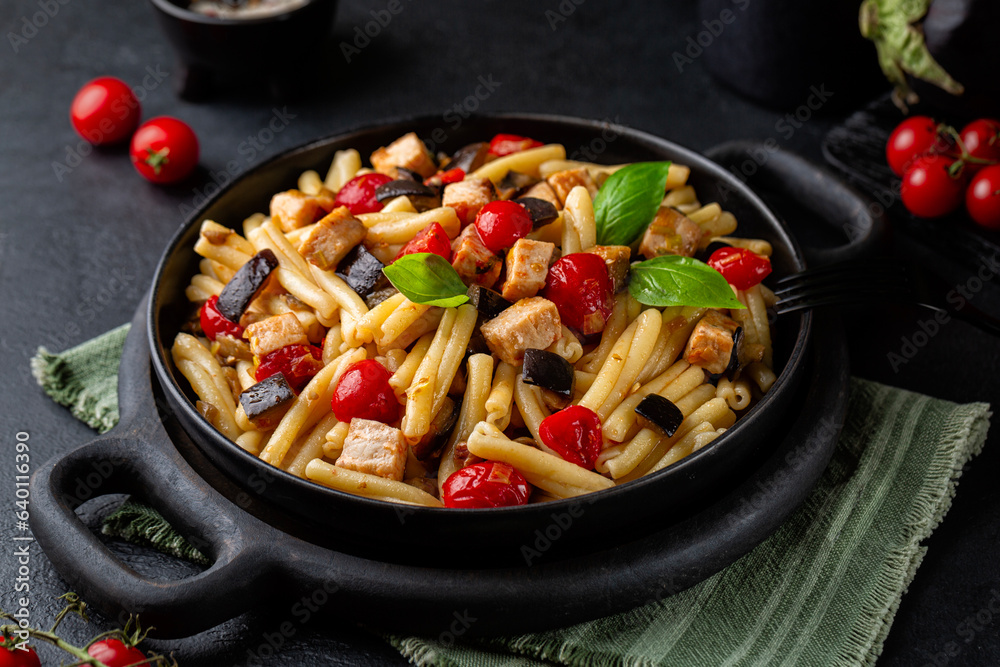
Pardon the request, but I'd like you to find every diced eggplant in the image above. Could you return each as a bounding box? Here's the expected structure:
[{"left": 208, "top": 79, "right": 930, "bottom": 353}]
[
  {"left": 467, "top": 284, "right": 512, "bottom": 319},
  {"left": 411, "top": 397, "right": 460, "bottom": 460},
  {"left": 335, "top": 244, "right": 385, "bottom": 298},
  {"left": 515, "top": 196, "right": 559, "bottom": 229},
  {"left": 446, "top": 142, "right": 489, "bottom": 173},
  {"left": 216, "top": 248, "right": 279, "bottom": 322},
  {"left": 725, "top": 326, "right": 744, "bottom": 380},
  {"left": 635, "top": 395, "right": 684, "bottom": 437},
  {"left": 496, "top": 170, "right": 539, "bottom": 200},
  {"left": 521, "top": 348, "right": 575, "bottom": 399},
  {"left": 364, "top": 279, "right": 399, "bottom": 309},
  {"left": 240, "top": 373, "right": 297, "bottom": 428},
  {"left": 463, "top": 326, "right": 493, "bottom": 363},
  {"left": 375, "top": 179, "right": 438, "bottom": 202},
  {"left": 393, "top": 167, "right": 424, "bottom": 183}
]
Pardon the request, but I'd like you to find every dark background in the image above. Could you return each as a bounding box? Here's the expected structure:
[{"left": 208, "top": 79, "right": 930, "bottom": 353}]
[{"left": 1, "top": 1, "right": 997, "bottom": 665}]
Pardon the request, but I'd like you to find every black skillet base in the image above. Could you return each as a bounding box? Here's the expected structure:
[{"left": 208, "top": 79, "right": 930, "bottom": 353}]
[{"left": 30, "top": 298, "right": 848, "bottom": 639}]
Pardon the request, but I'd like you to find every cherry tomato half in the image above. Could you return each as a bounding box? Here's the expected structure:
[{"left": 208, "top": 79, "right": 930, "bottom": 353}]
[
  {"left": 334, "top": 173, "right": 393, "bottom": 215},
  {"left": 965, "top": 165, "right": 1000, "bottom": 230},
  {"left": 442, "top": 461, "right": 530, "bottom": 508},
  {"left": 255, "top": 344, "right": 324, "bottom": 392},
  {"left": 901, "top": 155, "right": 967, "bottom": 218},
  {"left": 130, "top": 116, "right": 199, "bottom": 184},
  {"left": 886, "top": 116, "right": 945, "bottom": 177},
  {"left": 70, "top": 76, "right": 141, "bottom": 145},
  {"left": 200, "top": 295, "right": 244, "bottom": 341},
  {"left": 959, "top": 118, "right": 1000, "bottom": 173},
  {"left": 87, "top": 638, "right": 147, "bottom": 667},
  {"left": 542, "top": 253, "right": 614, "bottom": 335},
  {"left": 0, "top": 645, "right": 41, "bottom": 667},
  {"left": 428, "top": 167, "right": 465, "bottom": 185},
  {"left": 474, "top": 200, "right": 533, "bottom": 252},
  {"left": 488, "top": 133, "right": 543, "bottom": 157},
  {"left": 395, "top": 221, "right": 452, "bottom": 262},
  {"left": 707, "top": 247, "right": 772, "bottom": 290},
  {"left": 538, "top": 405, "right": 603, "bottom": 469},
  {"left": 331, "top": 359, "right": 400, "bottom": 424}
]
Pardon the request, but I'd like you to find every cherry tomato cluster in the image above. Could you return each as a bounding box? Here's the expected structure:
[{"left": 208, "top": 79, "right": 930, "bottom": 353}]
[
  {"left": 887, "top": 115, "right": 1000, "bottom": 229},
  {"left": 70, "top": 76, "right": 199, "bottom": 184}
]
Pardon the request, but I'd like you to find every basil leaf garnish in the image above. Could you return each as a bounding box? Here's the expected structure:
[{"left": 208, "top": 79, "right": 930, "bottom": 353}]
[
  {"left": 382, "top": 253, "right": 470, "bottom": 307},
  {"left": 628, "top": 255, "right": 745, "bottom": 309},
  {"left": 594, "top": 161, "right": 673, "bottom": 246}
]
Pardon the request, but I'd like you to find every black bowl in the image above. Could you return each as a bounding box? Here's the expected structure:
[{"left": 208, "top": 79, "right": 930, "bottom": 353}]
[
  {"left": 147, "top": 0, "right": 338, "bottom": 100},
  {"left": 148, "top": 114, "right": 812, "bottom": 567}
]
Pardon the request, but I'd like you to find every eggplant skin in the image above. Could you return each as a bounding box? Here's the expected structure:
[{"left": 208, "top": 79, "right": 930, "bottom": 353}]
[
  {"left": 635, "top": 395, "right": 683, "bottom": 437},
  {"left": 920, "top": 0, "right": 1000, "bottom": 115},
  {"left": 216, "top": 249, "right": 279, "bottom": 322},
  {"left": 521, "top": 349, "right": 575, "bottom": 398}
]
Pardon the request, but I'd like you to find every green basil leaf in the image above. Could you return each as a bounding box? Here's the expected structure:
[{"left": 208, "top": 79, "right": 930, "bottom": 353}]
[
  {"left": 628, "top": 255, "right": 745, "bottom": 309},
  {"left": 382, "top": 253, "right": 470, "bottom": 307},
  {"left": 594, "top": 161, "right": 673, "bottom": 246}
]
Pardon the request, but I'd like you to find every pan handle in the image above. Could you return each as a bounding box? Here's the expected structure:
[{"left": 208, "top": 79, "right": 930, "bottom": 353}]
[
  {"left": 704, "top": 141, "right": 889, "bottom": 266},
  {"left": 30, "top": 428, "right": 278, "bottom": 637}
]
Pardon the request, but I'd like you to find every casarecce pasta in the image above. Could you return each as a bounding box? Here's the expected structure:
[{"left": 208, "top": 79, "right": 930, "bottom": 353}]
[{"left": 172, "top": 130, "right": 777, "bottom": 508}]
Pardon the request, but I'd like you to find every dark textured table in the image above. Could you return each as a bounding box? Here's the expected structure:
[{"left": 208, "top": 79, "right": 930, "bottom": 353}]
[{"left": 1, "top": 1, "right": 997, "bottom": 665}]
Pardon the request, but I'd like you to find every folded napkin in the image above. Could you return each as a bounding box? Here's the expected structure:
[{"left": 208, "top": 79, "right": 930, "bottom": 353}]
[{"left": 33, "top": 326, "right": 991, "bottom": 667}]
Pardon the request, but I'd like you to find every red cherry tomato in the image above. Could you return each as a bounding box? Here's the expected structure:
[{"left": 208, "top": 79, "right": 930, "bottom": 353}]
[
  {"left": 959, "top": 118, "right": 1000, "bottom": 173},
  {"left": 474, "top": 200, "right": 533, "bottom": 252},
  {"left": 707, "top": 247, "right": 772, "bottom": 290},
  {"left": 886, "top": 116, "right": 945, "bottom": 177},
  {"left": 200, "top": 295, "right": 244, "bottom": 341},
  {"left": 965, "top": 165, "right": 1000, "bottom": 230},
  {"left": 442, "top": 461, "right": 530, "bottom": 508},
  {"left": 429, "top": 168, "right": 465, "bottom": 185},
  {"left": 901, "top": 155, "right": 967, "bottom": 218},
  {"left": 87, "top": 638, "right": 147, "bottom": 667},
  {"left": 331, "top": 359, "right": 400, "bottom": 423},
  {"left": 488, "top": 133, "right": 544, "bottom": 157},
  {"left": 538, "top": 405, "right": 603, "bottom": 469},
  {"left": 542, "top": 253, "right": 614, "bottom": 335},
  {"left": 255, "top": 344, "right": 324, "bottom": 392},
  {"left": 334, "top": 173, "right": 393, "bottom": 215},
  {"left": 69, "top": 76, "right": 141, "bottom": 145},
  {"left": 0, "top": 645, "right": 41, "bottom": 667},
  {"left": 395, "top": 222, "right": 452, "bottom": 262},
  {"left": 129, "top": 116, "right": 199, "bottom": 184}
]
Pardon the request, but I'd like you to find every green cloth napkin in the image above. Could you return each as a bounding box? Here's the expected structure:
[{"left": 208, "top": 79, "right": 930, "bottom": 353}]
[{"left": 32, "top": 325, "right": 992, "bottom": 667}]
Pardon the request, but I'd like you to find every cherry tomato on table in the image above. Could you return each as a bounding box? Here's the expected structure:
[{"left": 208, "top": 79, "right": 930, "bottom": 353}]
[
  {"left": 542, "top": 253, "right": 614, "bottom": 335},
  {"left": 473, "top": 200, "right": 533, "bottom": 253},
  {"left": 538, "top": 405, "right": 603, "bottom": 469},
  {"left": 200, "top": 295, "right": 244, "bottom": 341},
  {"left": 334, "top": 173, "right": 393, "bottom": 215},
  {"left": 395, "top": 221, "right": 452, "bottom": 261},
  {"left": 255, "top": 344, "right": 324, "bottom": 392},
  {"left": 707, "top": 247, "right": 772, "bottom": 291},
  {"left": 0, "top": 645, "right": 41, "bottom": 667},
  {"left": 70, "top": 76, "right": 141, "bottom": 145},
  {"left": 900, "top": 155, "right": 967, "bottom": 219},
  {"left": 130, "top": 116, "right": 199, "bottom": 184},
  {"left": 958, "top": 118, "right": 1000, "bottom": 173},
  {"left": 885, "top": 116, "right": 946, "bottom": 177},
  {"left": 331, "top": 359, "right": 400, "bottom": 423},
  {"left": 442, "top": 461, "right": 530, "bottom": 508},
  {"left": 87, "top": 638, "right": 147, "bottom": 667},
  {"left": 966, "top": 165, "right": 1000, "bottom": 230},
  {"left": 488, "top": 133, "right": 543, "bottom": 157}
]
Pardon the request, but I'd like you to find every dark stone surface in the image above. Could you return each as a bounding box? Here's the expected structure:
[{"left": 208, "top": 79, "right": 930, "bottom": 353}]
[{"left": 0, "top": 1, "right": 996, "bottom": 665}]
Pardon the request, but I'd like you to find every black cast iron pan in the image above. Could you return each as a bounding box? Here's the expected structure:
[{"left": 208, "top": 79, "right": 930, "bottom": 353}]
[{"left": 30, "top": 115, "right": 883, "bottom": 637}]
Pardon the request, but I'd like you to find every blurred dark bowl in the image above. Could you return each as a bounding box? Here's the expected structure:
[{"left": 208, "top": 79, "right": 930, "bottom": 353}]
[{"left": 148, "top": 0, "right": 338, "bottom": 100}]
